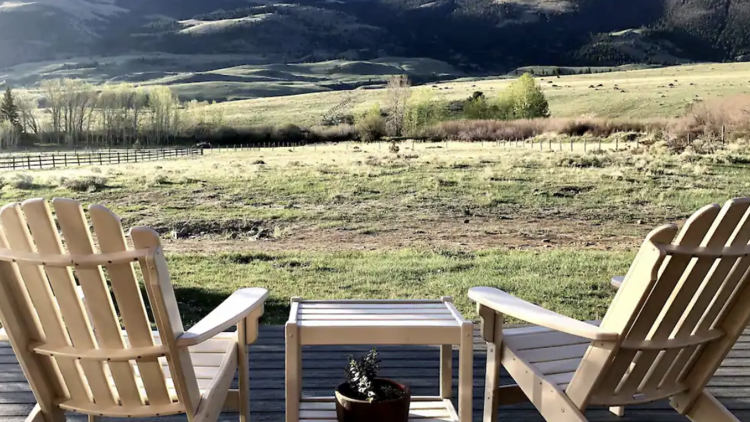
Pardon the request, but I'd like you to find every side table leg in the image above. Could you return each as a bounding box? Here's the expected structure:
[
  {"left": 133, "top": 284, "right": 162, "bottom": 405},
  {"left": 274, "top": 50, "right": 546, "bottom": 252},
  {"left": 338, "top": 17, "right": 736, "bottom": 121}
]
[
  {"left": 459, "top": 322, "right": 473, "bottom": 422},
  {"left": 286, "top": 322, "right": 301, "bottom": 422},
  {"left": 440, "top": 345, "right": 453, "bottom": 399}
]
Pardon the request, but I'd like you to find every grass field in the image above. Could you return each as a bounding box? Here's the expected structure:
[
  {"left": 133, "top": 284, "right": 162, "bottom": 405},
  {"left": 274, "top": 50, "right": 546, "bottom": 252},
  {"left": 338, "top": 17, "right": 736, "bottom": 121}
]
[
  {"left": 1, "top": 141, "right": 748, "bottom": 324},
  {"left": 214, "top": 62, "right": 750, "bottom": 127}
]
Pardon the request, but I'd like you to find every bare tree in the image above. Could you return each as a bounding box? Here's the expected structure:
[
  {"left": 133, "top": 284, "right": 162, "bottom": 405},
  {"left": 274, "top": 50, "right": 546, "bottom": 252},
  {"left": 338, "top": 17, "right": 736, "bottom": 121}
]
[
  {"left": 15, "top": 93, "right": 40, "bottom": 136},
  {"left": 385, "top": 75, "right": 412, "bottom": 136},
  {"left": 41, "top": 79, "right": 64, "bottom": 144}
]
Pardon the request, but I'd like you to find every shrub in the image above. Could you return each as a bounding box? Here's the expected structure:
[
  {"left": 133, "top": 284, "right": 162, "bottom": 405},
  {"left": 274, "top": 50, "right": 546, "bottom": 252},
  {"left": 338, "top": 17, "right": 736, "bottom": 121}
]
[
  {"left": 403, "top": 97, "right": 448, "bottom": 136},
  {"left": 10, "top": 174, "right": 34, "bottom": 189},
  {"left": 148, "top": 174, "right": 169, "bottom": 186},
  {"left": 275, "top": 123, "right": 305, "bottom": 142},
  {"left": 308, "top": 124, "right": 357, "bottom": 143},
  {"left": 355, "top": 105, "right": 386, "bottom": 143},
  {"left": 62, "top": 176, "right": 108, "bottom": 192},
  {"left": 555, "top": 154, "right": 611, "bottom": 168}
]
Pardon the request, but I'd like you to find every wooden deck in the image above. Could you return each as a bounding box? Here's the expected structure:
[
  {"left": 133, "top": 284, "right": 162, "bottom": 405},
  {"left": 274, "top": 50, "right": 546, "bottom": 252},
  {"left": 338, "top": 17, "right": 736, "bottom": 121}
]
[{"left": 1, "top": 326, "right": 750, "bottom": 421}]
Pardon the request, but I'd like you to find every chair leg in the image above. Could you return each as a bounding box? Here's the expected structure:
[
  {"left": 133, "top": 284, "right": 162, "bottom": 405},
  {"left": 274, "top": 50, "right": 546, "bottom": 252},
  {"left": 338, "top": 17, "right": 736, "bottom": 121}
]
[
  {"left": 609, "top": 406, "right": 624, "bottom": 417},
  {"left": 24, "top": 404, "right": 65, "bottom": 422},
  {"left": 88, "top": 415, "right": 98, "bottom": 422},
  {"left": 238, "top": 320, "right": 251, "bottom": 422},
  {"left": 682, "top": 390, "right": 740, "bottom": 422},
  {"left": 484, "top": 340, "right": 501, "bottom": 422}
]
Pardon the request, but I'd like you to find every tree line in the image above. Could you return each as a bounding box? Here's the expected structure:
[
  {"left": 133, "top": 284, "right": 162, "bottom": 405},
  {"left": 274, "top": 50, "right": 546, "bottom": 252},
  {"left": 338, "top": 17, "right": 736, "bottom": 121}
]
[{"left": 0, "top": 80, "right": 225, "bottom": 150}]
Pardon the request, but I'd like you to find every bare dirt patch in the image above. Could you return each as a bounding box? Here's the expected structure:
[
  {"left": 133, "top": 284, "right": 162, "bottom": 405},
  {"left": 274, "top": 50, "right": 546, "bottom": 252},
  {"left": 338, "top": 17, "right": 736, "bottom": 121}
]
[{"left": 165, "top": 214, "right": 649, "bottom": 254}]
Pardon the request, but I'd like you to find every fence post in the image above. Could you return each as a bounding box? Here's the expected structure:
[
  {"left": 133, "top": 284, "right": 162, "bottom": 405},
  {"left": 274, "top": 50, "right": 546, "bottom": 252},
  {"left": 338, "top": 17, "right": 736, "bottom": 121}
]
[
  {"left": 26, "top": 155, "right": 31, "bottom": 169},
  {"left": 12, "top": 156, "right": 16, "bottom": 170},
  {"left": 570, "top": 139, "right": 573, "bottom": 151},
  {"left": 64, "top": 154, "right": 68, "bottom": 167},
  {"left": 117, "top": 152, "right": 121, "bottom": 164},
  {"left": 76, "top": 154, "right": 81, "bottom": 166},
  {"left": 99, "top": 153, "right": 103, "bottom": 165},
  {"left": 584, "top": 139, "right": 587, "bottom": 152},
  {"left": 52, "top": 155, "right": 56, "bottom": 168},
  {"left": 722, "top": 126, "right": 725, "bottom": 144},
  {"left": 598, "top": 138, "right": 601, "bottom": 151},
  {"left": 558, "top": 139, "right": 562, "bottom": 151},
  {"left": 549, "top": 139, "right": 552, "bottom": 151},
  {"left": 616, "top": 138, "right": 619, "bottom": 151},
  {"left": 38, "top": 155, "right": 42, "bottom": 169}
]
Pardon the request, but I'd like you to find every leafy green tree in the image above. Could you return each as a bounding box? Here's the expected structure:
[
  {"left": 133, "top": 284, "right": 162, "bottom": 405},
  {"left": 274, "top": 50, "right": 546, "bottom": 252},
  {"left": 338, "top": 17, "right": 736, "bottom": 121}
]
[
  {"left": 0, "top": 87, "right": 20, "bottom": 129},
  {"left": 507, "top": 73, "right": 550, "bottom": 119},
  {"left": 403, "top": 94, "right": 447, "bottom": 136}
]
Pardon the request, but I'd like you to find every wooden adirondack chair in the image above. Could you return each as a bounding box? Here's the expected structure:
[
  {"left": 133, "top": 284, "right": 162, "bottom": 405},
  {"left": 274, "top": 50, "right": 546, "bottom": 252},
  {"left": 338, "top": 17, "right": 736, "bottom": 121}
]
[
  {"left": 0, "top": 198, "right": 268, "bottom": 422},
  {"left": 470, "top": 197, "right": 750, "bottom": 422}
]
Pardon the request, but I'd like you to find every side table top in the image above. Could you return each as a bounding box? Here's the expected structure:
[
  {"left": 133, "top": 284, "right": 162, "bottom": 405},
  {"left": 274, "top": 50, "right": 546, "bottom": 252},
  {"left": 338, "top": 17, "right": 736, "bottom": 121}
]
[
  {"left": 287, "top": 298, "right": 470, "bottom": 345},
  {"left": 291, "top": 298, "right": 467, "bottom": 326}
]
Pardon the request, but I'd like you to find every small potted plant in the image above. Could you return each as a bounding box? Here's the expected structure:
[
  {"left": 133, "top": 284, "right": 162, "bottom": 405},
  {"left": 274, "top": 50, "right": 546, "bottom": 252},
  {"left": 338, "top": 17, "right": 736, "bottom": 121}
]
[{"left": 335, "top": 348, "right": 411, "bottom": 422}]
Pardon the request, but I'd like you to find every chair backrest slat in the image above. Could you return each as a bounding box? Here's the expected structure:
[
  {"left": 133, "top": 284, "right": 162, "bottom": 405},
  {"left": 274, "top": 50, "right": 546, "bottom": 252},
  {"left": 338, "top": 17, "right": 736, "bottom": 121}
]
[
  {"left": 0, "top": 204, "right": 92, "bottom": 403},
  {"left": 89, "top": 205, "right": 171, "bottom": 405},
  {"left": 21, "top": 199, "right": 116, "bottom": 407},
  {"left": 0, "top": 199, "right": 201, "bottom": 417},
  {"left": 568, "top": 198, "right": 750, "bottom": 411},
  {"left": 0, "top": 229, "right": 66, "bottom": 410},
  {"left": 51, "top": 199, "right": 143, "bottom": 406},
  {"left": 132, "top": 226, "right": 201, "bottom": 416},
  {"left": 641, "top": 200, "right": 750, "bottom": 393},
  {"left": 613, "top": 199, "right": 747, "bottom": 397},
  {"left": 565, "top": 223, "right": 677, "bottom": 408}
]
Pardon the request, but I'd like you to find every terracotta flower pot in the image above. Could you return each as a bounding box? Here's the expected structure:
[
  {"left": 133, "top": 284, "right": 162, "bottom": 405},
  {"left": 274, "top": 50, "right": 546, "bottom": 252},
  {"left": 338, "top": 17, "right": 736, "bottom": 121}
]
[{"left": 334, "top": 379, "right": 411, "bottom": 422}]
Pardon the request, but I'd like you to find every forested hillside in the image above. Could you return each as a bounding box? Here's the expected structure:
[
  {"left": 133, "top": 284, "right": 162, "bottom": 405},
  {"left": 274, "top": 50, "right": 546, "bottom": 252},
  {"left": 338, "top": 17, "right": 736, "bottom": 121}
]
[{"left": 1, "top": 0, "right": 750, "bottom": 71}]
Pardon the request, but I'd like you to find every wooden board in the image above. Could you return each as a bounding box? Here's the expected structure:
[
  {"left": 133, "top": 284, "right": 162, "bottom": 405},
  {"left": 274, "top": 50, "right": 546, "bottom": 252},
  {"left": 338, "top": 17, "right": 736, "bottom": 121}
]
[{"left": 1, "top": 326, "right": 750, "bottom": 421}]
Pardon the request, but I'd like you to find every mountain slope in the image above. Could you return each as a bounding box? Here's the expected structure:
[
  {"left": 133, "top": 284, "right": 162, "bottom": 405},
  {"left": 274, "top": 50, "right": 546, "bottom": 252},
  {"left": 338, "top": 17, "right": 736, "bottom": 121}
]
[{"left": 1, "top": 0, "right": 750, "bottom": 72}]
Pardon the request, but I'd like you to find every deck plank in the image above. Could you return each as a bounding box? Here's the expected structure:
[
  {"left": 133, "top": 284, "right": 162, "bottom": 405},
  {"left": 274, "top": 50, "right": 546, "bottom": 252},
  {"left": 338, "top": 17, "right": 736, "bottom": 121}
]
[{"left": 0, "top": 326, "right": 749, "bottom": 421}]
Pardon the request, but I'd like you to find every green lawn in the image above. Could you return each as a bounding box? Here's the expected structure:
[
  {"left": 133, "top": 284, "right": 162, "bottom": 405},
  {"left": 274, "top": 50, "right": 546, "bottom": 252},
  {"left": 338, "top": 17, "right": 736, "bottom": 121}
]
[{"left": 166, "top": 248, "right": 633, "bottom": 325}]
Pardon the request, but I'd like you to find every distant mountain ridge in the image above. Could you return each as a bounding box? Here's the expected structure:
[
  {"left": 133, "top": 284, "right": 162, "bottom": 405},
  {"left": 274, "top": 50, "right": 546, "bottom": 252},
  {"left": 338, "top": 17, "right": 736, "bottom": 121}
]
[{"left": 1, "top": 0, "right": 750, "bottom": 71}]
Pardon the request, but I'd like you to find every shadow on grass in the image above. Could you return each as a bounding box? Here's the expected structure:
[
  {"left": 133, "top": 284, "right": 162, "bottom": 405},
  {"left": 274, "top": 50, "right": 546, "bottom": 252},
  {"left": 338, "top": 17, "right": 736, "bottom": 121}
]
[{"left": 140, "top": 285, "right": 291, "bottom": 328}]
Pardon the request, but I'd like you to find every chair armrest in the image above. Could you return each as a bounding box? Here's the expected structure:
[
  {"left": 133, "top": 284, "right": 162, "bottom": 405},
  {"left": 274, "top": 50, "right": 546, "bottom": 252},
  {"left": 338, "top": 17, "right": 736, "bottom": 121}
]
[
  {"left": 176, "top": 288, "right": 268, "bottom": 347},
  {"left": 468, "top": 287, "right": 619, "bottom": 342}
]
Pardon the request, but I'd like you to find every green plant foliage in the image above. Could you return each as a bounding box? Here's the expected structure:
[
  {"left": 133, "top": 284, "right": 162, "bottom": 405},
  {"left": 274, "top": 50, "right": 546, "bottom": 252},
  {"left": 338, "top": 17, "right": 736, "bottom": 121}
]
[
  {"left": 507, "top": 73, "right": 551, "bottom": 119},
  {"left": 345, "top": 348, "right": 403, "bottom": 402},
  {"left": 355, "top": 104, "right": 386, "bottom": 143}
]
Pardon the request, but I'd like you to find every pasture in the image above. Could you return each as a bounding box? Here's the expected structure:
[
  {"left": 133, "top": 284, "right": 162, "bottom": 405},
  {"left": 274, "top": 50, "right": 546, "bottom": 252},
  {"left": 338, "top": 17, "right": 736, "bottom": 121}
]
[
  {"left": 1, "top": 140, "right": 748, "bottom": 324},
  {"left": 214, "top": 62, "right": 750, "bottom": 127}
]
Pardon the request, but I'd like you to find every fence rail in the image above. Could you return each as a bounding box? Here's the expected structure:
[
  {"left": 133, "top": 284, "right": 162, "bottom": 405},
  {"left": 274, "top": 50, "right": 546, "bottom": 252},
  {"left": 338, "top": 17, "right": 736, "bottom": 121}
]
[{"left": 0, "top": 148, "right": 202, "bottom": 171}]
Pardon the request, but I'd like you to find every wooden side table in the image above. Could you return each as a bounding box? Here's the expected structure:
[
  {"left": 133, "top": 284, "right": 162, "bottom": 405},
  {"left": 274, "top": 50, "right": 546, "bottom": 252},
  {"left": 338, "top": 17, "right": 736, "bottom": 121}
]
[{"left": 285, "top": 297, "right": 473, "bottom": 422}]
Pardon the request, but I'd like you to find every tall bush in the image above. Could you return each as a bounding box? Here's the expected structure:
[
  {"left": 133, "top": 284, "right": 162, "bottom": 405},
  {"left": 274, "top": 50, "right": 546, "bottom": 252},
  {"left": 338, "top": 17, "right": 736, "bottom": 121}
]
[
  {"left": 404, "top": 95, "right": 448, "bottom": 136},
  {"left": 356, "top": 104, "right": 386, "bottom": 142}
]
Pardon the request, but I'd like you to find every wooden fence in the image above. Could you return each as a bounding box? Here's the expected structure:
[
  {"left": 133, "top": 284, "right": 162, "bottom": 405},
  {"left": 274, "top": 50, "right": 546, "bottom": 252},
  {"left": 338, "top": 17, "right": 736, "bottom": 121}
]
[{"left": 0, "top": 148, "right": 202, "bottom": 170}]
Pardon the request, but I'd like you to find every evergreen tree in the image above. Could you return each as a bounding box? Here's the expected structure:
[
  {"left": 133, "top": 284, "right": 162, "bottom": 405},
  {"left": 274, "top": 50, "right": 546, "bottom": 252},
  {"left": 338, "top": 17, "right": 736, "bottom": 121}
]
[{"left": 0, "top": 87, "right": 20, "bottom": 129}]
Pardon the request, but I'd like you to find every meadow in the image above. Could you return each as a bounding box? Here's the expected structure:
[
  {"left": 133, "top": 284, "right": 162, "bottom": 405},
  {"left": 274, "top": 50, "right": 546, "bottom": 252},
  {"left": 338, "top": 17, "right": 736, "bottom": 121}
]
[
  {"left": 1, "top": 140, "right": 748, "bottom": 324},
  {"left": 213, "top": 62, "right": 750, "bottom": 127}
]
